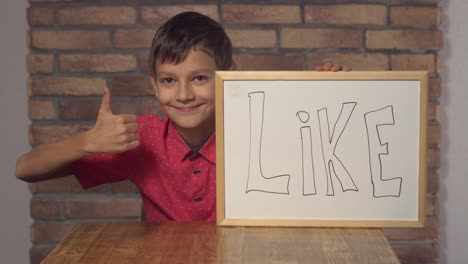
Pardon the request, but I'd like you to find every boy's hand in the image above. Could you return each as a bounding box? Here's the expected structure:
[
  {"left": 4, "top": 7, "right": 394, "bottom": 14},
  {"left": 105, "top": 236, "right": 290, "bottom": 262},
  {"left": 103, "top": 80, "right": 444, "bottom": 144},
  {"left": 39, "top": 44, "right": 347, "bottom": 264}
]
[
  {"left": 315, "top": 63, "right": 352, "bottom": 72},
  {"left": 85, "top": 87, "right": 139, "bottom": 154}
]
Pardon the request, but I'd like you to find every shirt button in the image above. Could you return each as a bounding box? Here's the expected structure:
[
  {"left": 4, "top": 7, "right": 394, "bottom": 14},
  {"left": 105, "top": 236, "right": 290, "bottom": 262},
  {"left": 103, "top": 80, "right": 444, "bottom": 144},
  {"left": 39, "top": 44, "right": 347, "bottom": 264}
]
[
  {"left": 194, "top": 196, "right": 203, "bottom": 202},
  {"left": 193, "top": 169, "right": 202, "bottom": 175}
]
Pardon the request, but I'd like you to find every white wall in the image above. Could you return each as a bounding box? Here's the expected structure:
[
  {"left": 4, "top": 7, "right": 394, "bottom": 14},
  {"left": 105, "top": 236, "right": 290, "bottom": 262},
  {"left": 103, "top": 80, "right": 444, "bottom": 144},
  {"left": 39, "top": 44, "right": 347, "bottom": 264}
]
[
  {"left": 0, "top": 0, "right": 31, "bottom": 263},
  {"left": 440, "top": 0, "right": 468, "bottom": 263}
]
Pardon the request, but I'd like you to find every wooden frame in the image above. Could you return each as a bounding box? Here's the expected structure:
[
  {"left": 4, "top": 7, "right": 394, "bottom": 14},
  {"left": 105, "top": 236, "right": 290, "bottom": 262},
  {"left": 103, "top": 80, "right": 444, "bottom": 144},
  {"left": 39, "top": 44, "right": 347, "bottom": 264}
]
[{"left": 216, "top": 71, "right": 427, "bottom": 228}]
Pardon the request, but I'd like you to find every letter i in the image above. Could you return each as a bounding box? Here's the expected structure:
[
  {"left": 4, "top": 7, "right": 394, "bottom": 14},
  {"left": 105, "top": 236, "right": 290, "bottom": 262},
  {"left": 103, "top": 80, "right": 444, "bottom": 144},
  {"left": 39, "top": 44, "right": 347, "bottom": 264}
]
[{"left": 297, "top": 111, "right": 317, "bottom": 195}]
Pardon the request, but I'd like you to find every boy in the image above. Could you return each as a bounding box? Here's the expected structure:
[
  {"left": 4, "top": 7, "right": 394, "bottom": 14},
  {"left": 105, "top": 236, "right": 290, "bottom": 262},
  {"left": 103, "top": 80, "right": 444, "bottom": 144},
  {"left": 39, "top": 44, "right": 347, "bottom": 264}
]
[{"left": 16, "top": 12, "right": 348, "bottom": 222}]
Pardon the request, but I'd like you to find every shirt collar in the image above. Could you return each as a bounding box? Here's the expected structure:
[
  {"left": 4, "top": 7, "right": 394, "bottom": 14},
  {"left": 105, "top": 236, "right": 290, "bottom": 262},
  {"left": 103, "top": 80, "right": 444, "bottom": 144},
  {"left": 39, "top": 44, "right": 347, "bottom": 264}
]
[
  {"left": 166, "top": 119, "right": 216, "bottom": 164},
  {"left": 197, "top": 133, "right": 216, "bottom": 164}
]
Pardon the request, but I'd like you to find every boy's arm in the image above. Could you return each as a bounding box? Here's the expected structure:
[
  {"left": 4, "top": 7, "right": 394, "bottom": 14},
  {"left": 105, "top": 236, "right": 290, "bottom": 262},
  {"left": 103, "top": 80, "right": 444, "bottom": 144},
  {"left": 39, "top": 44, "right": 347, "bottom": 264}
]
[
  {"left": 16, "top": 131, "right": 90, "bottom": 182},
  {"left": 16, "top": 87, "right": 140, "bottom": 183}
]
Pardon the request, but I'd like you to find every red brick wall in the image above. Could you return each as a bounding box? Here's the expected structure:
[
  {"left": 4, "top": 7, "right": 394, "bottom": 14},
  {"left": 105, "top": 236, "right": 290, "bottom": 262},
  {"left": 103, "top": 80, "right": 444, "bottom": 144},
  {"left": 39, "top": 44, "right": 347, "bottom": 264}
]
[{"left": 27, "top": 1, "right": 441, "bottom": 263}]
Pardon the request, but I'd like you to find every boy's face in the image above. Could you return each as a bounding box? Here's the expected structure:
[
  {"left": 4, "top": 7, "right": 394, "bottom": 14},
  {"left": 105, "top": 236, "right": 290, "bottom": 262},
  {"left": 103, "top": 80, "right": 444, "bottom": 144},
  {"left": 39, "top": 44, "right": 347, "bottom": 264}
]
[{"left": 151, "top": 49, "right": 216, "bottom": 137}]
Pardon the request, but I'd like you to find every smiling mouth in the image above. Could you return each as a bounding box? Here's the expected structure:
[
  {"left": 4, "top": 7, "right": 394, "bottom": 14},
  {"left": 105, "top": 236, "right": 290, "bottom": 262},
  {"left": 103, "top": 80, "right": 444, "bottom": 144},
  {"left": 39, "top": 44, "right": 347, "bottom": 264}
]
[{"left": 173, "top": 104, "right": 203, "bottom": 112}]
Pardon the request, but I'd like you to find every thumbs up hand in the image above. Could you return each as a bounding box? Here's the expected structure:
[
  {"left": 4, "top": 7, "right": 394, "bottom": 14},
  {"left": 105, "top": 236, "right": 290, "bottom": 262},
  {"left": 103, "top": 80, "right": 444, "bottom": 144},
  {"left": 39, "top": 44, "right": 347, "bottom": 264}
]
[{"left": 84, "top": 87, "right": 139, "bottom": 154}]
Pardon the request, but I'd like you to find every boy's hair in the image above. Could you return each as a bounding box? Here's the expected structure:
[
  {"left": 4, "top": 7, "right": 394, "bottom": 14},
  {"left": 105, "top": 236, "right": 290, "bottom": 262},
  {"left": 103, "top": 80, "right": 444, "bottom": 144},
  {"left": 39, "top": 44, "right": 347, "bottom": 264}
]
[{"left": 148, "top": 12, "right": 233, "bottom": 76}]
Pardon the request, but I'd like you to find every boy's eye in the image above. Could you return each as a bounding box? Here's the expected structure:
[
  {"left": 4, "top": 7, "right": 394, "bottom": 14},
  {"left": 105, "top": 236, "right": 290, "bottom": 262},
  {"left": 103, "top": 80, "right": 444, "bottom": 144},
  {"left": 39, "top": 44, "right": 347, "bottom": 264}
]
[
  {"left": 194, "top": 75, "right": 207, "bottom": 82},
  {"left": 159, "top": 78, "right": 174, "bottom": 85}
]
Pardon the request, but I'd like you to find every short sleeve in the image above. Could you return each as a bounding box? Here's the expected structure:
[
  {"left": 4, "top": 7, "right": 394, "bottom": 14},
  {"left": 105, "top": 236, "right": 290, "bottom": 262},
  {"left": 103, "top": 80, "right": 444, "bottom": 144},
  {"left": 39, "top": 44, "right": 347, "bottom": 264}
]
[{"left": 70, "top": 148, "right": 139, "bottom": 189}]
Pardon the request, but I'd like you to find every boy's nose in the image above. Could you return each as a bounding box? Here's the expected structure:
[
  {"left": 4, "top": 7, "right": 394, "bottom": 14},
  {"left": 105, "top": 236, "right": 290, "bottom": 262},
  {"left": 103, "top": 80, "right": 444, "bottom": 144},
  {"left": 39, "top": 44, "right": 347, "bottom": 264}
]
[{"left": 176, "top": 83, "right": 195, "bottom": 102}]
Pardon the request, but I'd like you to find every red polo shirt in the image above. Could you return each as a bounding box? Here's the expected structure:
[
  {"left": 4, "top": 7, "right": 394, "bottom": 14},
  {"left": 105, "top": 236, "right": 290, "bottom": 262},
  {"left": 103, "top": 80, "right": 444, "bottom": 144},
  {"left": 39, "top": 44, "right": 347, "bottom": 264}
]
[{"left": 70, "top": 114, "right": 216, "bottom": 222}]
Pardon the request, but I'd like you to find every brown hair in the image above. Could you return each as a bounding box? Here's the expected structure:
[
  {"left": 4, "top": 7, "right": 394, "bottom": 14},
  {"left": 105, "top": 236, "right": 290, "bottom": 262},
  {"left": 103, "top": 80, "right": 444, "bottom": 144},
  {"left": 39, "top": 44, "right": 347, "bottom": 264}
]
[{"left": 148, "top": 12, "right": 233, "bottom": 76}]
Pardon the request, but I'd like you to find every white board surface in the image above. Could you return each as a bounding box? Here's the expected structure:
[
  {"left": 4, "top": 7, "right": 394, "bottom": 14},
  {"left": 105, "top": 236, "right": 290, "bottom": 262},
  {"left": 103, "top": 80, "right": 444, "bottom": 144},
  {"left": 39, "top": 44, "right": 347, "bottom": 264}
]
[{"left": 216, "top": 71, "right": 427, "bottom": 227}]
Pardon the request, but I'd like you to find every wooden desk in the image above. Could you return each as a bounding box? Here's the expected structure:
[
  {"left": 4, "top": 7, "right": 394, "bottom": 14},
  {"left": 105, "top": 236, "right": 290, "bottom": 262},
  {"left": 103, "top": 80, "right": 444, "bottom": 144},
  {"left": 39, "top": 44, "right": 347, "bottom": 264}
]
[{"left": 42, "top": 222, "right": 400, "bottom": 263}]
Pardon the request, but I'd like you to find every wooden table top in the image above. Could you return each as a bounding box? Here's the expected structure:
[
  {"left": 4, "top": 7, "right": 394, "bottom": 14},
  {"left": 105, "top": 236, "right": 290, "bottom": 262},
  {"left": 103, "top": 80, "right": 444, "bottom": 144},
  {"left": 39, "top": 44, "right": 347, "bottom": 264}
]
[{"left": 42, "top": 221, "right": 400, "bottom": 264}]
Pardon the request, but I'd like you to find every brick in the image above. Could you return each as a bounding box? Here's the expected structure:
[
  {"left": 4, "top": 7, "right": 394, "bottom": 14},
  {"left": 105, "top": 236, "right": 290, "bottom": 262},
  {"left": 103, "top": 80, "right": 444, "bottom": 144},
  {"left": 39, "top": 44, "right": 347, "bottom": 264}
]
[
  {"left": 140, "top": 52, "right": 151, "bottom": 74},
  {"left": 27, "top": 54, "right": 54, "bottom": 73},
  {"left": 390, "top": 0, "right": 439, "bottom": 3},
  {"left": 141, "top": 5, "right": 218, "bottom": 24},
  {"left": 434, "top": 242, "right": 440, "bottom": 263},
  {"left": 226, "top": 29, "right": 276, "bottom": 48},
  {"left": 307, "top": 53, "right": 388, "bottom": 70},
  {"left": 300, "top": 0, "right": 388, "bottom": 2},
  {"left": 29, "top": 176, "right": 109, "bottom": 193},
  {"left": 31, "top": 197, "right": 61, "bottom": 220},
  {"left": 392, "top": 243, "right": 437, "bottom": 264},
  {"left": 427, "top": 101, "right": 439, "bottom": 122},
  {"left": 426, "top": 195, "right": 438, "bottom": 216},
  {"left": 30, "top": 245, "right": 56, "bottom": 264},
  {"left": 141, "top": 100, "right": 166, "bottom": 118},
  {"left": 59, "top": 54, "right": 137, "bottom": 73},
  {"left": 58, "top": 100, "right": 100, "bottom": 121},
  {"left": 383, "top": 218, "right": 438, "bottom": 240},
  {"left": 391, "top": 54, "right": 436, "bottom": 73},
  {"left": 427, "top": 171, "right": 439, "bottom": 193},
  {"left": 31, "top": 223, "right": 74, "bottom": 243},
  {"left": 111, "top": 76, "right": 154, "bottom": 96},
  {"left": 58, "top": 100, "right": 138, "bottom": 120},
  {"left": 427, "top": 147, "right": 440, "bottom": 170},
  {"left": 31, "top": 0, "right": 217, "bottom": 1},
  {"left": 428, "top": 77, "right": 441, "bottom": 97},
  {"left": 30, "top": 30, "right": 111, "bottom": 50},
  {"left": 223, "top": 5, "right": 300, "bottom": 24},
  {"left": 112, "top": 180, "right": 139, "bottom": 193},
  {"left": 281, "top": 28, "right": 362, "bottom": 48},
  {"left": 64, "top": 197, "right": 142, "bottom": 218},
  {"left": 29, "top": 100, "right": 55, "bottom": 120},
  {"left": 29, "top": 77, "right": 106, "bottom": 96},
  {"left": 305, "top": 4, "right": 386, "bottom": 25},
  {"left": 58, "top": 6, "right": 136, "bottom": 25},
  {"left": 112, "top": 101, "right": 139, "bottom": 115},
  {"left": 427, "top": 124, "right": 440, "bottom": 145},
  {"left": 436, "top": 53, "right": 442, "bottom": 73},
  {"left": 114, "top": 29, "right": 156, "bottom": 49},
  {"left": 366, "top": 30, "right": 442, "bottom": 50},
  {"left": 233, "top": 53, "right": 304, "bottom": 70},
  {"left": 30, "top": 125, "right": 89, "bottom": 145},
  {"left": 391, "top": 6, "right": 440, "bottom": 26},
  {"left": 27, "top": 7, "right": 54, "bottom": 26}
]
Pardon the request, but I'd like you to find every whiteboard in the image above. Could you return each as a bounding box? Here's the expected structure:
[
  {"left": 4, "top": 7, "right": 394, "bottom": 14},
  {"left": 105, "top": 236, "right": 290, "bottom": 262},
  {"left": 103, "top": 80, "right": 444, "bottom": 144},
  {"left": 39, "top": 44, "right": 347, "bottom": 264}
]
[{"left": 215, "top": 71, "right": 427, "bottom": 228}]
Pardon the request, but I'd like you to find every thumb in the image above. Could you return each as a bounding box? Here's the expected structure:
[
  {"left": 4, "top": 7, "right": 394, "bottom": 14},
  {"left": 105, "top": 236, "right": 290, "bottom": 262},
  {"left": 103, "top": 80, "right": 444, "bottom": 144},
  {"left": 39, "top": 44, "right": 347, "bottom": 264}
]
[{"left": 99, "top": 87, "right": 112, "bottom": 115}]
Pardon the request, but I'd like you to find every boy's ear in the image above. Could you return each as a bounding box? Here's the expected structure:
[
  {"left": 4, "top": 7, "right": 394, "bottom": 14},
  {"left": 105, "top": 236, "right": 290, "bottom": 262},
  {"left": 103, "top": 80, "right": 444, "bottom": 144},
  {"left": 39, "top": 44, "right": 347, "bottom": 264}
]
[{"left": 149, "top": 76, "right": 159, "bottom": 97}]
